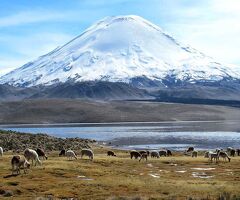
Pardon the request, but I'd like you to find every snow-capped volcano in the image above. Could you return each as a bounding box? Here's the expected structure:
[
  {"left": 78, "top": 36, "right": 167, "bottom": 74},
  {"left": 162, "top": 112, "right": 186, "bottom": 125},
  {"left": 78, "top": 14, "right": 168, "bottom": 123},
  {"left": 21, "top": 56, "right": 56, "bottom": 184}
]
[{"left": 0, "top": 15, "right": 239, "bottom": 87}]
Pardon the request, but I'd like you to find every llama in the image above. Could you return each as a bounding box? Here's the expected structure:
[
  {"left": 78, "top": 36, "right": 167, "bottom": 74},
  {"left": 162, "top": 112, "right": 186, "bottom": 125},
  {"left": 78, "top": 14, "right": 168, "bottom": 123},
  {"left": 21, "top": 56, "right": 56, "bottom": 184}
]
[
  {"left": 227, "top": 147, "right": 233, "bottom": 152},
  {"left": 209, "top": 152, "right": 219, "bottom": 162},
  {"left": 204, "top": 151, "right": 214, "bottom": 159},
  {"left": 167, "top": 149, "right": 172, "bottom": 156},
  {"left": 209, "top": 150, "right": 222, "bottom": 163},
  {"left": 24, "top": 148, "right": 42, "bottom": 166},
  {"left": 11, "top": 155, "right": 30, "bottom": 174},
  {"left": 139, "top": 153, "right": 148, "bottom": 162},
  {"left": 81, "top": 149, "right": 94, "bottom": 160},
  {"left": 219, "top": 151, "right": 231, "bottom": 162},
  {"left": 230, "top": 149, "right": 236, "bottom": 157},
  {"left": 107, "top": 151, "right": 116, "bottom": 156},
  {"left": 0, "top": 147, "right": 3, "bottom": 157},
  {"left": 130, "top": 150, "right": 141, "bottom": 160},
  {"left": 139, "top": 150, "right": 150, "bottom": 156},
  {"left": 66, "top": 150, "right": 77, "bottom": 160},
  {"left": 151, "top": 151, "right": 160, "bottom": 158},
  {"left": 159, "top": 150, "right": 167, "bottom": 157},
  {"left": 187, "top": 147, "right": 194, "bottom": 152},
  {"left": 59, "top": 149, "right": 66, "bottom": 156},
  {"left": 237, "top": 149, "right": 240, "bottom": 156},
  {"left": 36, "top": 148, "right": 48, "bottom": 160},
  {"left": 192, "top": 151, "right": 198, "bottom": 158}
]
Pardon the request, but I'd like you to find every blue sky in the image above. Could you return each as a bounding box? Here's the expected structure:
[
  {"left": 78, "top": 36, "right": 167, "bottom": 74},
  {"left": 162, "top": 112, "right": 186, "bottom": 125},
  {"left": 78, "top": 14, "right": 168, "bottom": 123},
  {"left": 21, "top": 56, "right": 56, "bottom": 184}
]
[{"left": 0, "top": 0, "right": 240, "bottom": 75}]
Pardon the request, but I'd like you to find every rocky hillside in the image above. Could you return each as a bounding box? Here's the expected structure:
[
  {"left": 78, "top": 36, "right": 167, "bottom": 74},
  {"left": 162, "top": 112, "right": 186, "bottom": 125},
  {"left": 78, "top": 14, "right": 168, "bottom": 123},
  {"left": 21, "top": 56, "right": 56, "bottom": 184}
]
[{"left": 0, "top": 129, "right": 94, "bottom": 151}]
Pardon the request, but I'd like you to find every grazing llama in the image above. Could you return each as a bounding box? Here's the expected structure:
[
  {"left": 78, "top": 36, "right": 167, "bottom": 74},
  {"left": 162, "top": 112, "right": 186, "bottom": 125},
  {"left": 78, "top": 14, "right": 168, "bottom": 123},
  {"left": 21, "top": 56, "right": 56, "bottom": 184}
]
[{"left": 24, "top": 148, "right": 42, "bottom": 166}]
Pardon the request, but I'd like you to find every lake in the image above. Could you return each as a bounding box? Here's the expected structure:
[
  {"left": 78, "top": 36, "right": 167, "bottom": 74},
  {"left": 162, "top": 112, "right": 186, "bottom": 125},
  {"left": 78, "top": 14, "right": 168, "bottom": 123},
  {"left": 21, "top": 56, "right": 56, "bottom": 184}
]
[{"left": 1, "top": 121, "right": 240, "bottom": 151}]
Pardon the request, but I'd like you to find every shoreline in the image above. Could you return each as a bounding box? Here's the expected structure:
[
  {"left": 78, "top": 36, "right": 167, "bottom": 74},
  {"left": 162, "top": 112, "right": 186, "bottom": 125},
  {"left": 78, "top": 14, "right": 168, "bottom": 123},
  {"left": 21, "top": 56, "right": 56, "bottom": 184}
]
[
  {"left": 1, "top": 119, "right": 240, "bottom": 128},
  {"left": 2, "top": 124, "right": 240, "bottom": 151}
]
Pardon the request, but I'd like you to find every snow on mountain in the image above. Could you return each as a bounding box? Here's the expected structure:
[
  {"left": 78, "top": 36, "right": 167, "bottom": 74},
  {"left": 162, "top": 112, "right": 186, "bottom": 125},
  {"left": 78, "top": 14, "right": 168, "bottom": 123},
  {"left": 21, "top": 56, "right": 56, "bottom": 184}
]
[{"left": 0, "top": 15, "right": 240, "bottom": 87}]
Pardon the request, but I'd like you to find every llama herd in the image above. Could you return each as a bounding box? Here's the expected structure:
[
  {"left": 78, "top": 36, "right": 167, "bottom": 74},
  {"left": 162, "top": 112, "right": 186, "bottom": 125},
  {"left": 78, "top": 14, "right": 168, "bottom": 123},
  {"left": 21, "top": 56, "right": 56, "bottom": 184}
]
[
  {"left": 128, "top": 147, "right": 239, "bottom": 163},
  {"left": 0, "top": 145, "right": 239, "bottom": 175},
  {"left": 185, "top": 147, "right": 237, "bottom": 163},
  {"left": 130, "top": 149, "right": 173, "bottom": 161},
  {"left": 60, "top": 149, "right": 94, "bottom": 160},
  {"left": 11, "top": 148, "right": 43, "bottom": 175},
  {"left": 0, "top": 147, "right": 94, "bottom": 175},
  {"left": 203, "top": 147, "right": 239, "bottom": 163}
]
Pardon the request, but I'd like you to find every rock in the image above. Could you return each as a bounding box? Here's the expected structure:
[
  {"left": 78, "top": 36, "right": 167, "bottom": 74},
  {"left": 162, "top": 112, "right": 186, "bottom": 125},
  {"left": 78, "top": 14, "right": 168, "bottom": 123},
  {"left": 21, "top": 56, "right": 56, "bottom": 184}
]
[{"left": 3, "top": 190, "right": 13, "bottom": 197}]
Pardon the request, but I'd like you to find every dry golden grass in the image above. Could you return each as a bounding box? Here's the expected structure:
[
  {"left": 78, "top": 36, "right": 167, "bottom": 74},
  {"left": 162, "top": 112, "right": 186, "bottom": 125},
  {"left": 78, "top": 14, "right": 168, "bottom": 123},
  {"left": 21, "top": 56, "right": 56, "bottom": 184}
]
[{"left": 0, "top": 147, "right": 240, "bottom": 200}]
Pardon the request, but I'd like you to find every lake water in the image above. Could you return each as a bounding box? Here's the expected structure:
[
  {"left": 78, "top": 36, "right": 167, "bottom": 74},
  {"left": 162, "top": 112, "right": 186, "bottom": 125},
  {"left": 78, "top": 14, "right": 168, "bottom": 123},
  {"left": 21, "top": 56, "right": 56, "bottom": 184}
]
[{"left": 1, "top": 121, "right": 240, "bottom": 151}]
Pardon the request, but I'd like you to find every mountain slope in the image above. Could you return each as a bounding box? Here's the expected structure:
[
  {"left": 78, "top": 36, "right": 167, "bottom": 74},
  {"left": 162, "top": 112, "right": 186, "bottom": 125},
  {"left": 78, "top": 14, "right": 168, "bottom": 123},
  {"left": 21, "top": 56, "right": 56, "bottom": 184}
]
[
  {"left": 30, "top": 81, "right": 149, "bottom": 99},
  {"left": 0, "top": 99, "right": 240, "bottom": 124},
  {"left": 0, "top": 15, "right": 239, "bottom": 87},
  {"left": 0, "top": 84, "right": 36, "bottom": 101}
]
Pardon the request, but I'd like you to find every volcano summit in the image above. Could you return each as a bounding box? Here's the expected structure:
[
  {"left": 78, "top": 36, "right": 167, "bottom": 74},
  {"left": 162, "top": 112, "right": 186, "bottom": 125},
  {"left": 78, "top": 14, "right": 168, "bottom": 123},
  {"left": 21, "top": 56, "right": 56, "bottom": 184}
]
[{"left": 1, "top": 15, "right": 239, "bottom": 88}]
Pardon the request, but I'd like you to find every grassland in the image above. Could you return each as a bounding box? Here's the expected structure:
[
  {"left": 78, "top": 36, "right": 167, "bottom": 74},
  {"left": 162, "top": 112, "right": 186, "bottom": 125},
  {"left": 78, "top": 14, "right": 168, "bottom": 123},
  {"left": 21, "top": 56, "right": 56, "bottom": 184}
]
[{"left": 0, "top": 147, "right": 240, "bottom": 200}]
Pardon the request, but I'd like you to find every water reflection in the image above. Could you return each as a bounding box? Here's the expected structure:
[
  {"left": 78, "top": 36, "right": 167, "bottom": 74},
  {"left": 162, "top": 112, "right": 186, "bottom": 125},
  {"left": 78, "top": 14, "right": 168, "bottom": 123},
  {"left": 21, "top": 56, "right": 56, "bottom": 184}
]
[{"left": 1, "top": 121, "right": 240, "bottom": 150}]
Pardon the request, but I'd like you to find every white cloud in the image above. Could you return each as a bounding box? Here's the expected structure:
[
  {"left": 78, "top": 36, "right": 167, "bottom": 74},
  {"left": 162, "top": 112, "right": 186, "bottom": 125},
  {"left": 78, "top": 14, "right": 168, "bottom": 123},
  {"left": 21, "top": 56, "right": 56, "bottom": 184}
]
[
  {"left": 166, "top": 19, "right": 240, "bottom": 67},
  {"left": 0, "top": 59, "right": 29, "bottom": 76},
  {"left": 0, "top": 10, "right": 68, "bottom": 28},
  {"left": 0, "top": 33, "right": 73, "bottom": 57},
  {"left": 161, "top": 0, "right": 240, "bottom": 67},
  {"left": 0, "top": 32, "right": 73, "bottom": 76},
  {"left": 211, "top": 0, "right": 240, "bottom": 14},
  {"left": 0, "top": 8, "right": 111, "bottom": 28}
]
